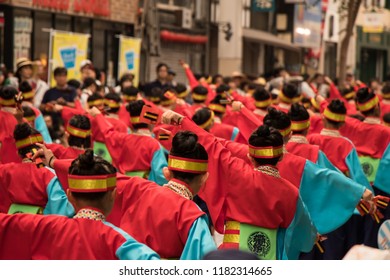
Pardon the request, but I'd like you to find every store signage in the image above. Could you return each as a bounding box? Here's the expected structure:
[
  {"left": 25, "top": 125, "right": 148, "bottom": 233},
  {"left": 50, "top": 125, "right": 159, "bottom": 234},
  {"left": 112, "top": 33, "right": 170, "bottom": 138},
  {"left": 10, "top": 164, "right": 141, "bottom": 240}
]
[
  {"left": 32, "top": 0, "right": 110, "bottom": 17},
  {"left": 251, "top": 0, "right": 275, "bottom": 12}
]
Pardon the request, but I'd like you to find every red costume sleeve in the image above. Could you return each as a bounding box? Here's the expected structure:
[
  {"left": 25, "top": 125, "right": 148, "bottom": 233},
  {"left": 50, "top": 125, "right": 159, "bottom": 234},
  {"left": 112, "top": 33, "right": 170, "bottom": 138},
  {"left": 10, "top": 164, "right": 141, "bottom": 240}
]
[{"left": 235, "top": 107, "right": 262, "bottom": 141}]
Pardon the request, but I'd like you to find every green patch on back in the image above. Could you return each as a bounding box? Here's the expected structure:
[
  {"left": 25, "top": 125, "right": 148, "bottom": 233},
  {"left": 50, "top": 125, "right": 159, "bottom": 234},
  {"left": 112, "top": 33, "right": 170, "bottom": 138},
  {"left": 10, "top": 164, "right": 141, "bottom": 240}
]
[
  {"left": 359, "top": 156, "right": 380, "bottom": 183},
  {"left": 125, "top": 171, "right": 149, "bottom": 179},
  {"left": 93, "top": 141, "right": 112, "bottom": 163},
  {"left": 8, "top": 204, "right": 43, "bottom": 214}
]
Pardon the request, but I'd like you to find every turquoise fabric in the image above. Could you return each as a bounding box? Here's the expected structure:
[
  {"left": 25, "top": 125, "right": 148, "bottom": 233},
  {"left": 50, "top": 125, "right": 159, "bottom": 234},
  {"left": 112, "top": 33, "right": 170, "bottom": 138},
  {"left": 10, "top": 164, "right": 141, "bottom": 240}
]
[
  {"left": 346, "top": 148, "right": 373, "bottom": 192},
  {"left": 282, "top": 196, "right": 317, "bottom": 260},
  {"left": 104, "top": 221, "right": 160, "bottom": 260},
  {"left": 149, "top": 146, "right": 168, "bottom": 186},
  {"left": 316, "top": 150, "right": 340, "bottom": 173},
  {"left": 231, "top": 127, "right": 239, "bottom": 141},
  {"left": 276, "top": 228, "right": 286, "bottom": 260},
  {"left": 299, "top": 160, "right": 365, "bottom": 234},
  {"left": 43, "top": 176, "right": 74, "bottom": 217},
  {"left": 180, "top": 215, "right": 216, "bottom": 260},
  {"left": 34, "top": 114, "right": 52, "bottom": 143},
  {"left": 375, "top": 144, "right": 390, "bottom": 194}
]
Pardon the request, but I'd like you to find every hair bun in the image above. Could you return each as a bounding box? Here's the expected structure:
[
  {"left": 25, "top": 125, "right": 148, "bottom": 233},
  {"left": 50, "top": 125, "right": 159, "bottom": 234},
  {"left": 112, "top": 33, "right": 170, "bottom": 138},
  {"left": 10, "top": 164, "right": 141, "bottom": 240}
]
[
  {"left": 356, "top": 87, "right": 370, "bottom": 101},
  {"left": 290, "top": 103, "right": 300, "bottom": 116},
  {"left": 256, "top": 125, "right": 271, "bottom": 137},
  {"left": 77, "top": 149, "right": 95, "bottom": 169},
  {"left": 172, "top": 131, "right": 198, "bottom": 154}
]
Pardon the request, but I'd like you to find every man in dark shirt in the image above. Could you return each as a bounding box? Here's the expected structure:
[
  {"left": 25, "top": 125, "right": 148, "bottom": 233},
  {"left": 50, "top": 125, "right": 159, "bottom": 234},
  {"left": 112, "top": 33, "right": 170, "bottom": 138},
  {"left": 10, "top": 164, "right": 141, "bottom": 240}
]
[
  {"left": 143, "top": 63, "right": 172, "bottom": 96},
  {"left": 40, "top": 67, "right": 76, "bottom": 111}
]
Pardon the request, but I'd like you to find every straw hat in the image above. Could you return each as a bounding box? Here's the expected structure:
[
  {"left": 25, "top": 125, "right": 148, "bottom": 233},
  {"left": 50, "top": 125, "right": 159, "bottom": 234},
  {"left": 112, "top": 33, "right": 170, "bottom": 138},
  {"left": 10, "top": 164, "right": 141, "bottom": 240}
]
[{"left": 16, "top": 57, "right": 33, "bottom": 72}]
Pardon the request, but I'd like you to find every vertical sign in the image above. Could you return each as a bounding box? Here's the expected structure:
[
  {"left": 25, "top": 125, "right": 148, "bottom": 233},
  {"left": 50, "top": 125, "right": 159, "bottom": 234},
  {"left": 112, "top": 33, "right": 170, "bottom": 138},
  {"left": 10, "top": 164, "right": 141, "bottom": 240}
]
[{"left": 118, "top": 35, "right": 141, "bottom": 87}]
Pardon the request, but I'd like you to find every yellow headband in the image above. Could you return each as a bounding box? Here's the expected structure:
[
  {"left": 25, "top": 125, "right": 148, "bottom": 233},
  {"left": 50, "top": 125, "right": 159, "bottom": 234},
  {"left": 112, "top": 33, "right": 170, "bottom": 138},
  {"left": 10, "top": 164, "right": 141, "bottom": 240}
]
[
  {"left": 22, "top": 91, "right": 34, "bottom": 100},
  {"left": 67, "top": 125, "right": 91, "bottom": 139},
  {"left": 311, "top": 98, "right": 320, "bottom": 110},
  {"left": 15, "top": 134, "right": 43, "bottom": 149},
  {"left": 357, "top": 95, "right": 379, "bottom": 112},
  {"left": 177, "top": 90, "right": 189, "bottom": 99},
  {"left": 323, "top": 108, "right": 346, "bottom": 122},
  {"left": 279, "top": 126, "right": 291, "bottom": 137},
  {"left": 123, "top": 95, "right": 137, "bottom": 102},
  {"left": 88, "top": 100, "right": 104, "bottom": 107},
  {"left": 68, "top": 174, "right": 117, "bottom": 193},
  {"left": 384, "top": 121, "right": 390, "bottom": 127},
  {"left": 168, "top": 155, "right": 208, "bottom": 174},
  {"left": 0, "top": 98, "right": 16, "bottom": 106},
  {"left": 199, "top": 111, "right": 215, "bottom": 129},
  {"left": 343, "top": 91, "right": 355, "bottom": 100},
  {"left": 208, "top": 104, "right": 226, "bottom": 113},
  {"left": 149, "top": 97, "right": 161, "bottom": 103},
  {"left": 160, "top": 98, "right": 176, "bottom": 106},
  {"left": 291, "top": 120, "right": 310, "bottom": 131},
  {"left": 24, "top": 115, "right": 36, "bottom": 122},
  {"left": 248, "top": 145, "right": 284, "bottom": 159},
  {"left": 192, "top": 93, "right": 208, "bottom": 102},
  {"left": 104, "top": 99, "right": 120, "bottom": 109},
  {"left": 255, "top": 98, "right": 272, "bottom": 109},
  {"left": 279, "top": 92, "right": 301, "bottom": 104},
  {"left": 383, "top": 93, "right": 390, "bottom": 100},
  {"left": 130, "top": 116, "right": 141, "bottom": 124}
]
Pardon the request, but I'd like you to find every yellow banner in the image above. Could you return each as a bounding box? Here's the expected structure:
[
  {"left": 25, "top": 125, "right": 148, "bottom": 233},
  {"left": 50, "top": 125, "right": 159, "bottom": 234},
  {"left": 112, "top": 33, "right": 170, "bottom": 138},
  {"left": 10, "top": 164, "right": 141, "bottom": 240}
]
[
  {"left": 118, "top": 35, "right": 141, "bottom": 87},
  {"left": 49, "top": 31, "right": 89, "bottom": 87}
]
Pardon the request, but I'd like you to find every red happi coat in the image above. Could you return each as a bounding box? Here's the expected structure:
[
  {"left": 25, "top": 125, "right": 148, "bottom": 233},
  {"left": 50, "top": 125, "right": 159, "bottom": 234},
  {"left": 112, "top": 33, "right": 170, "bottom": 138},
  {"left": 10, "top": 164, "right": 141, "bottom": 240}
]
[
  {"left": 46, "top": 143, "right": 84, "bottom": 160},
  {"left": 286, "top": 140, "right": 320, "bottom": 163}
]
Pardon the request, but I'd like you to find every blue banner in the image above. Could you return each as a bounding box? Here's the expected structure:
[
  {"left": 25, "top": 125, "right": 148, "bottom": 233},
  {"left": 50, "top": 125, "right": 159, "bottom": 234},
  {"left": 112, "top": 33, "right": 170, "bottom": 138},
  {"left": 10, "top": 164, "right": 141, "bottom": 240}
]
[{"left": 251, "top": 0, "right": 275, "bottom": 12}]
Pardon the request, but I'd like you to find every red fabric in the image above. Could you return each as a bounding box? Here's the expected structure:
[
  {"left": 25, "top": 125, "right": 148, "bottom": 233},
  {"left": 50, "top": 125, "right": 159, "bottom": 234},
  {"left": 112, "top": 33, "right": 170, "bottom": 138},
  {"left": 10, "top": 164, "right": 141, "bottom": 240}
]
[
  {"left": 93, "top": 114, "right": 160, "bottom": 174},
  {"left": 174, "top": 103, "right": 194, "bottom": 119},
  {"left": 185, "top": 67, "right": 199, "bottom": 90},
  {"left": 0, "top": 163, "right": 55, "bottom": 213},
  {"left": 274, "top": 104, "right": 290, "bottom": 113},
  {"left": 0, "top": 135, "right": 21, "bottom": 164},
  {"left": 286, "top": 141, "right": 320, "bottom": 163},
  {"left": 308, "top": 115, "right": 323, "bottom": 135},
  {"left": 307, "top": 133, "right": 353, "bottom": 173},
  {"left": 328, "top": 83, "right": 357, "bottom": 115},
  {"left": 0, "top": 110, "right": 17, "bottom": 143},
  {"left": 152, "top": 124, "right": 180, "bottom": 151},
  {"left": 0, "top": 213, "right": 127, "bottom": 259},
  {"left": 117, "top": 177, "right": 204, "bottom": 259},
  {"left": 92, "top": 117, "right": 128, "bottom": 143},
  {"left": 210, "top": 123, "right": 236, "bottom": 141},
  {"left": 180, "top": 118, "right": 297, "bottom": 233},
  {"left": 118, "top": 104, "right": 131, "bottom": 128},
  {"left": 74, "top": 99, "right": 83, "bottom": 111},
  {"left": 230, "top": 91, "right": 256, "bottom": 111},
  {"left": 46, "top": 143, "right": 84, "bottom": 160},
  {"left": 61, "top": 107, "right": 88, "bottom": 127},
  {"left": 53, "top": 159, "right": 74, "bottom": 191},
  {"left": 340, "top": 117, "right": 390, "bottom": 158},
  {"left": 234, "top": 107, "right": 262, "bottom": 142},
  {"left": 277, "top": 153, "right": 307, "bottom": 189},
  {"left": 380, "top": 101, "right": 390, "bottom": 118}
]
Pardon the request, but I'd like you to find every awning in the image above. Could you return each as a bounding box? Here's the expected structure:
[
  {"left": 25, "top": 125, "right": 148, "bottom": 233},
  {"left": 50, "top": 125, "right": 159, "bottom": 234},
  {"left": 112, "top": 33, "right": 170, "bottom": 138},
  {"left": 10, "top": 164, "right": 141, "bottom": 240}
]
[{"left": 243, "top": 28, "right": 300, "bottom": 52}]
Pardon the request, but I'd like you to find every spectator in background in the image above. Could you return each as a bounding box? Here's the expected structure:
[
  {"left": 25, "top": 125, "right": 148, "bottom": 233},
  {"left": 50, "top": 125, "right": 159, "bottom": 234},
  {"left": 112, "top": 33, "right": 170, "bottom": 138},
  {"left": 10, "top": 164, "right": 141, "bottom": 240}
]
[
  {"left": 167, "top": 69, "right": 177, "bottom": 86},
  {"left": 67, "top": 79, "right": 82, "bottom": 99},
  {"left": 32, "top": 60, "right": 49, "bottom": 108},
  {"left": 80, "top": 60, "right": 96, "bottom": 82},
  {"left": 8, "top": 58, "right": 33, "bottom": 89},
  {"left": 143, "top": 63, "right": 172, "bottom": 96},
  {"left": 115, "top": 73, "right": 134, "bottom": 94},
  {"left": 80, "top": 77, "right": 97, "bottom": 109}
]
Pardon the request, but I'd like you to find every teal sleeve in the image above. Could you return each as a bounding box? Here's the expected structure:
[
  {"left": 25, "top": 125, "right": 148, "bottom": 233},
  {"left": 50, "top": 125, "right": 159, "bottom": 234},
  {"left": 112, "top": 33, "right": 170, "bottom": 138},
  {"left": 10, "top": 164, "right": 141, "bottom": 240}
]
[
  {"left": 43, "top": 176, "right": 75, "bottom": 217},
  {"left": 34, "top": 114, "right": 53, "bottom": 143},
  {"left": 231, "top": 127, "right": 239, "bottom": 141},
  {"left": 148, "top": 147, "right": 168, "bottom": 186},
  {"left": 104, "top": 221, "right": 160, "bottom": 260},
  {"left": 375, "top": 144, "right": 390, "bottom": 194},
  {"left": 299, "top": 160, "right": 365, "bottom": 234},
  {"left": 180, "top": 215, "right": 217, "bottom": 260},
  {"left": 346, "top": 148, "right": 373, "bottom": 191},
  {"left": 316, "top": 150, "right": 340, "bottom": 173},
  {"left": 282, "top": 196, "right": 317, "bottom": 260}
]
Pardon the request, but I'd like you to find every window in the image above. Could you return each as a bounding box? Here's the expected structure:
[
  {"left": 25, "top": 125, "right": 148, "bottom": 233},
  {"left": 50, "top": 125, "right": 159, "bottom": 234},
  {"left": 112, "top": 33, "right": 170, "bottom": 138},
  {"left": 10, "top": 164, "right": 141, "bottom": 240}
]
[
  {"left": 54, "top": 14, "right": 71, "bottom": 31},
  {"left": 242, "top": 0, "right": 251, "bottom": 28}
]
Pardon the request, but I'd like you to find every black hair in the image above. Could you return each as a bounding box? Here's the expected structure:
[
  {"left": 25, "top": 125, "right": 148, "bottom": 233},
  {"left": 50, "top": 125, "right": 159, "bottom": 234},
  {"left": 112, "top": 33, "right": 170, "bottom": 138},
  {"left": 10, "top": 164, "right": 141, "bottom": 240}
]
[
  {"left": 340, "top": 88, "right": 355, "bottom": 100},
  {"left": 383, "top": 112, "right": 390, "bottom": 125},
  {"left": 13, "top": 123, "right": 41, "bottom": 158},
  {"left": 68, "top": 115, "right": 91, "bottom": 148},
  {"left": 170, "top": 131, "right": 208, "bottom": 183},
  {"left": 264, "top": 107, "right": 291, "bottom": 131},
  {"left": 356, "top": 87, "right": 378, "bottom": 116},
  {"left": 212, "top": 74, "right": 223, "bottom": 84},
  {"left": 104, "top": 93, "right": 121, "bottom": 113},
  {"left": 0, "top": 86, "right": 17, "bottom": 100},
  {"left": 82, "top": 77, "right": 96, "bottom": 90},
  {"left": 253, "top": 88, "right": 271, "bottom": 108},
  {"left": 209, "top": 95, "right": 225, "bottom": 118},
  {"left": 248, "top": 125, "right": 283, "bottom": 166},
  {"left": 282, "top": 83, "right": 299, "bottom": 99},
  {"left": 22, "top": 105, "right": 35, "bottom": 119},
  {"left": 288, "top": 103, "right": 310, "bottom": 135},
  {"left": 175, "top": 83, "right": 187, "bottom": 96},
  {"left": 216, "top": 84, "right": 230, "bottom": 95},
  {"left": 156, "top": 63, "right": 168, "bottom": 72},
  {"left": 53, "top": 67, "right": 67, "bottom": 77},
  {"left": 127, "top": 100, "right": 148, "bottom": 130},
  {"left": 147, "top": 87, "right": 162, "bottom": 105},
  {"left": 326, "top": 99, "right": 347, "bottom": 126},
  {"left": 119, "top": 73, "right": 134, "bottom": 87},
  {"left": 87, "top": 92, "right": 104, "bottom": 103},
  {"left": 69, "top": 149, "right": 116, "bottom": 200},
  {"left": 67, "top": 79, "right": 81, "bottom": 90},
  {"left": 122, "top": 86, "right": 139, "bottom": 98},
  {"left": 301, "top": 97, "right": 311, "bottom": 109},
  {"left": 19, "top": 80, "right": 33, "bottom": 93},
  {"left": 382, "top": 83, "right": 390, "bottom": 96},
  {"left": 192, "top": 108, "right": 213, "bottom": 130},
  {"left": 192, "top": 85, "right": 208, "bottom": 104}
]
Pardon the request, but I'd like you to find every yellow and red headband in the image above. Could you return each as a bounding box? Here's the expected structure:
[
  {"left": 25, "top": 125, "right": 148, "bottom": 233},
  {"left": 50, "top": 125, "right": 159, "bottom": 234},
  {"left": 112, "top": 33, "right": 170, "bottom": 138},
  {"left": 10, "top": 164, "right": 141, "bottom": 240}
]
[
  {"left": 343, "top": 91, "right": 355, "bottom": 100},
  {"left": 383, "top": 93, "right": 390, "bottom": 100},
  {"left": 310, "top": 98, "right": 320, "bottom": 111},
  {"left": 24, "top": 115, "right": 36, "bottom": 123},
  {"left": 123, "top": 95, "right": 137, "bottom": 102},
  {"left": 177, "top": 90, "right": 189, "bottom": 99},
  {"left": 149, "top": 97, "right": 161, "bottom": 103},
  {"left": 168, "top": 155, "right": 208, "bottom": 174},
  {"left": 88, "top": 99, "right": 104, "bottom": 107},
  {"left": 68, "top": 174, "right": 117, "bottom": 193},
  {"left": 199, "top": 111, "right": 215, "bottom": 129},
  {"left": 323, "top": 108, "right": 346, "bottom": 122},
  {"left": 0, "top": 98, "right": 16, "bottom": 107},
  {"left": 104, "top": 99, "right": 120, "bottom": 109},
  {"left": 130, "top": 116, "right": 141, "bottom": 124},
  {"left": 291, "top": 119, "right": 310, "bottom": 132},
  {"left": 357, "top": 95, "right": 379, "bottom": 112},
  {"left": 279, "top": 92, "right": 301, "bottom": 104},
  {"left": 67, "top": 124, "right": 91, "bottom": 139},
  {"left": 192, "top": 93, "right": 208, "bottom": 102},
  {"left": 248, "top": 145, "right": 284, "bottom": 159},
  {"left": 384, "top": 120, "right": 390, "bottom": 127},
  {"left": 22, "top": 91, "right": 34, "bottom": 100},
  {"left": 278, "top": 126, "right": 292, "bottom": 137},
  {"left": 15, "top": 134, "right": 43, "bottom": 149},
  {"left": 255, "top": 98, "right": 272, "bottom": 109},
  {"left": 208, "top": 103, "right": 226, "bottom": 114}
]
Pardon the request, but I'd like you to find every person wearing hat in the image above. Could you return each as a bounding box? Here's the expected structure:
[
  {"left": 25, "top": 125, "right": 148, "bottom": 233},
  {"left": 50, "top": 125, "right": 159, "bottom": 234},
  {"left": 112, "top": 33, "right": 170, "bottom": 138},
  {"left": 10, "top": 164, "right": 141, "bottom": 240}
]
[
  {"left": 230, "top": 71, "right": 245, "bottom": 96},
  {"left": 7, "top": 58, "right": 34, "bottom": 90},
  {"left": 167, "top": 68, "right": 177, "bottom": 86},
  {"left": 0, "top": 149, "right": 160, "bottom": 260},
  {"left": 80, "top": 59, "right": 96, "bottom": 81}
]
